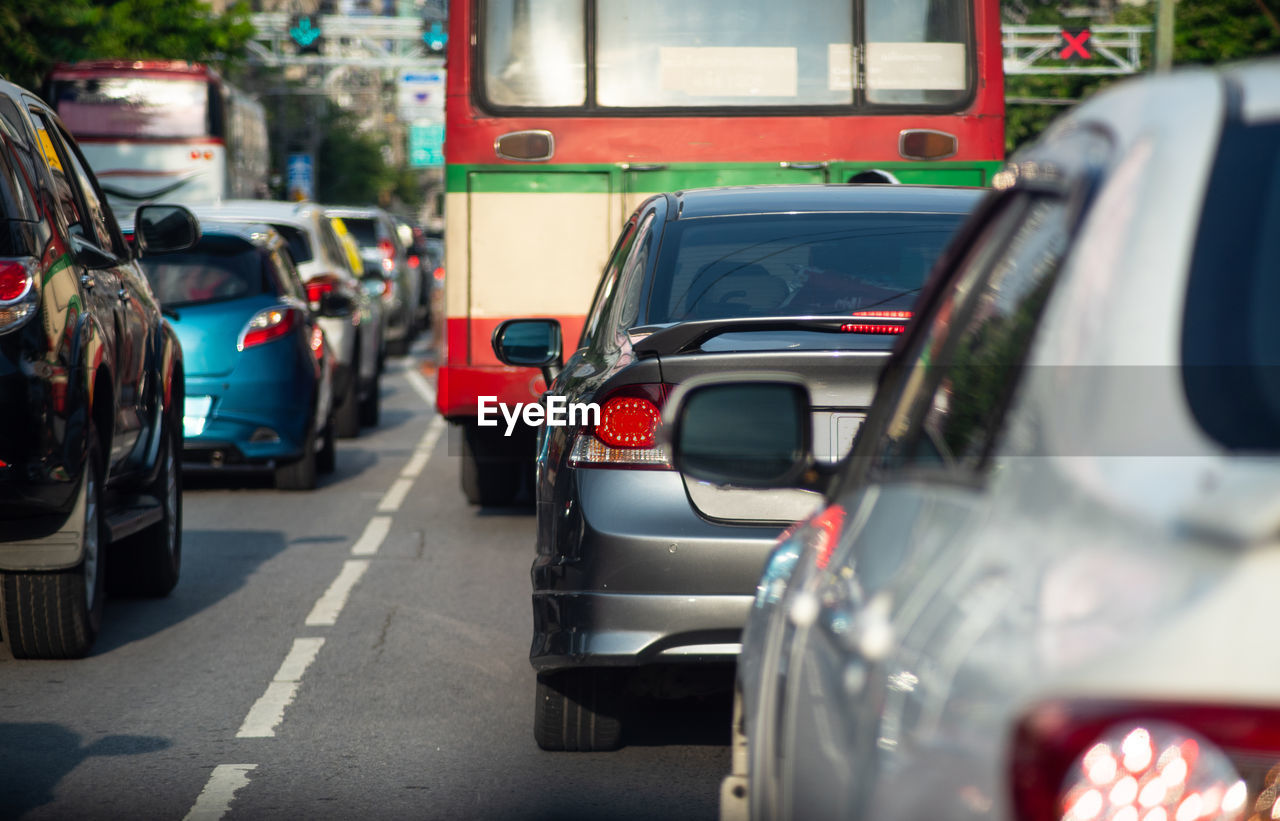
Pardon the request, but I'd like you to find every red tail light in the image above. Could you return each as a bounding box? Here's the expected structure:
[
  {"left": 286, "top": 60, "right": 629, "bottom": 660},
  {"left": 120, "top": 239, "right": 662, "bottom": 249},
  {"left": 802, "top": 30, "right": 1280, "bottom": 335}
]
[
  {"left": 810, "top": 504, "right": 847, "bottom": 570},
  {"left": 239, "top": 306, "right": 298, "bottom": 350},
  {"left": 379, "top": 278, "right": 396, "bottom": 299},
  {"left": 841, "top": 322, "right": 905, "bottom": 335},
  {"left": 407, "top": 254, "right": 420, "bottom": 269},
  {"left": 851, "top": 310, "right": 912, "bottom": 319},
  {"left": 0, "top": 258, "right": 37, "bottom": 332},
  {"left": 378, "top": 238, "right": 395, "bottom": 272},
  {"left": 305, "top": 274, "right": 339, "bottom": 308},
  {"left": 569, "top": 384, "right": 672, "bottom": 469},
  {"left": 433, "top": 266, "right": 445, "bottom": 281},
  {"left": 1013, "top": 700, "right": 1280, "bottom": 821},
  {"left": 309, "top": 325, "right": 325, "bottom": 360}
]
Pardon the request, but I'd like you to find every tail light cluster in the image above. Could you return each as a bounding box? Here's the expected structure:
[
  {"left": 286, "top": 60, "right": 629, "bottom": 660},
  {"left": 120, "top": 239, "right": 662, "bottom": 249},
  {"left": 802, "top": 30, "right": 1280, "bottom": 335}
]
[
  {"left": 309, "top": 325, "right": 326, "bottom": 361},
  {"left": 0, "top": 258, "right": 37, "bottom": 333},
  {"left": 305, "top": 274, "right": 340, "bottom": 310},
  {"left": 377, "top": 238, "right": 395, "bottom": 272},
  {"left": 1013, "top": 700, "right": 1280, "bottom": 821},
  {"left": 568, "top": 383, "right": 672, "bottom": 469},
  {"left": 239, "top": 306, "right": 298, "bottom": 350},
  {"left": 841, "top": 309, "right": 913, "bottom": 336}
]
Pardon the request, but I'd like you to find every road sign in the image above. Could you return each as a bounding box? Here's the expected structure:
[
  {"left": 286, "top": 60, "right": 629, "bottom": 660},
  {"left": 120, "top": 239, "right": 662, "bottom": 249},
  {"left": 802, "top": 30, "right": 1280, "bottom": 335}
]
[
  {"left": 287, "top": 153, "right": 314, "bottom": 201},
  {"left": 1060, "top": 28, "right": 1093, "bottom": 62},
  {"left": 398, "top": 69, "right": 445, "bottom": 122},
  {"left": 423, "top": 21, "right": 448, "bottom": 54},
  {"left": 290, "top": 15, "right": 323, "bottom": 54},
  {"left": 408, "top": 123, "right": 444, "bottom": 168}
]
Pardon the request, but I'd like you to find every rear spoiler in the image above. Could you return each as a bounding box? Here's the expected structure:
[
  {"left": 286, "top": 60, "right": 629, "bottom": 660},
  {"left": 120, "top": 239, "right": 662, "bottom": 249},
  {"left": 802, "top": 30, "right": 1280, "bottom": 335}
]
[{"left": 632, "top": 315, "right": 909, "bottom": 357}]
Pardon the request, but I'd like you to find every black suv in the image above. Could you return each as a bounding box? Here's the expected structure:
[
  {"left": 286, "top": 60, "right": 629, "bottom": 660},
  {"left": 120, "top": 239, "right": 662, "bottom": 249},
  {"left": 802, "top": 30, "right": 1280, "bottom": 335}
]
[{"left": 0, "top": 76, "right": 198, "bottom": 658}]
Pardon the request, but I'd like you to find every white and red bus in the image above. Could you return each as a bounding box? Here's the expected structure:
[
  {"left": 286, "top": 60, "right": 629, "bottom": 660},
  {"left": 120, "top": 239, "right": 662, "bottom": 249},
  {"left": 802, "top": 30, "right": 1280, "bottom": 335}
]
[
  {"left": 46, "top": 60, "right": 269, "bottom": 216},
  {"left": 441, "top": 0, "right": 1005, "bottom": 504}
]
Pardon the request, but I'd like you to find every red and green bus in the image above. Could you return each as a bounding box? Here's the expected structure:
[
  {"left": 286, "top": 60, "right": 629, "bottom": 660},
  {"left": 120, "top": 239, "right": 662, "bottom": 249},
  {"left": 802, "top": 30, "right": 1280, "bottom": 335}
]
[{"left": 441, "top": 0, "right": 1005, "bottom": 504}]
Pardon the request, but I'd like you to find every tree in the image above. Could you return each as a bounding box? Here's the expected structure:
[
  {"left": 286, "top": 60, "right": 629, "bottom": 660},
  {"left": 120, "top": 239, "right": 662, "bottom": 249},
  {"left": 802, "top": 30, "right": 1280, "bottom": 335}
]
[
  {"left": 1003, "top": 0, "right": 1280, "bottom": 153},
  {"left": 0, "top": 0, "right": 253, "bottom": 93}
]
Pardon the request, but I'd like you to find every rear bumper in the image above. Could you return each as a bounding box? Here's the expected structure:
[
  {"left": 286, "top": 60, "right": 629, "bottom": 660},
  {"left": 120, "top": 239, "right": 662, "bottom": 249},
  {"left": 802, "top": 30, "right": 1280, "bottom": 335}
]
[
  {"left": 183, "top": 374, "right": 312, "bottom": 465},
  {"left": 531, "top": 467, "right": 785, "bottom": 672}
]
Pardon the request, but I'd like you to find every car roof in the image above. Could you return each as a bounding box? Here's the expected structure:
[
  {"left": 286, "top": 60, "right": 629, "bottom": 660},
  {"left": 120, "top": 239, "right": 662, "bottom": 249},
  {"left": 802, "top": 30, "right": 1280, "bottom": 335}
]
[
  {"left": 193, "top": 200, "right": 323, "bottom": 228},
  {"left": 192, "top": 220, "right": 280, "bottom": 248},
  {"left": 323, "top": 206, "right": 386, "bottom": 219},
  {"left": 668, "top": 184, "right": 987, "bottom": 220}
]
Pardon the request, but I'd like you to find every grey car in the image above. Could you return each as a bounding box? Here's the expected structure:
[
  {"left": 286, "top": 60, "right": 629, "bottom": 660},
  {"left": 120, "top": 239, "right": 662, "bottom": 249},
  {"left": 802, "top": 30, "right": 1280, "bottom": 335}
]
[
  {"left": 325, "top": 206, "right": 419, "bottom": 355},
  {"left": 492, "top": 184, "right": 982, "bottom": 750},
  {"left": 666, "top": 60, "right": 1280, "bottom": 821}
]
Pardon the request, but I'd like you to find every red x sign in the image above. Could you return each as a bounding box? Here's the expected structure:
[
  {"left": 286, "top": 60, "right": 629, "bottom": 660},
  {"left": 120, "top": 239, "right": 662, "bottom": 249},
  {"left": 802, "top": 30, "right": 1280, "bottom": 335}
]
[{"left": 1060, "top": 28, "right": 1092, "bottom": 61}]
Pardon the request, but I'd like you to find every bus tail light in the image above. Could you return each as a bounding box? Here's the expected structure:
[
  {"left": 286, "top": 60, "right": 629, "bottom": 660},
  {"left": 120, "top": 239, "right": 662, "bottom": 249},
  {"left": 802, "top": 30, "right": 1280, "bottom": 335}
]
[
  {"left": 569, "top": 384, "right": 672, "bottom": 469},
  {"left": 239, "top": 306, "right": 298, "bottom": 350},
  {"left": 1011, "top": 700, "right": 1280, "bottom": 821},
  {"left": 899, "top": 129, "right": 958, "bottom": 161},
  {"left": 0, "top": 258, "right": 37, "bottom": 333}
]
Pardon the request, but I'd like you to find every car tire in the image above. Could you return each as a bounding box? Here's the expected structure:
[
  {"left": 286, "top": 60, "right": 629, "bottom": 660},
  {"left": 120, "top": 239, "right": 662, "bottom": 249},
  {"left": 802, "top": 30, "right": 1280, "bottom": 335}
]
[
  {"left": 1, "top": 424, "right": 107, "bottom": 658},
  {"left": 460, "top": 432, "right": 520, "bottom": 506},
  {"left": 112, "top": 404, "right": 182, "bottom": 597},
  {"left": 275, "top": 424, "right": 318, "bottom": 491},
  {"left": 533, "top": 669, "right": 625, "bottom": 752},
  {"left": 335, "top": 375, "right": 361, "bottom": 438},
  {"left": 359, "top": 374, "right": 380, "bottom": 428},
  {"left": 318, "top": 416, "right": 336, "bottom": 475}
]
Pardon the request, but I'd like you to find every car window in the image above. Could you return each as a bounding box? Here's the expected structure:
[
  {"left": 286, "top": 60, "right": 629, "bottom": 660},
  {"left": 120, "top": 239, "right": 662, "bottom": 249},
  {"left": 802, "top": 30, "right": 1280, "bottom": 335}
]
[
  {"left": 342, "top": 217, "right": 379, "bottom": 248},
  {"left": 139, "top": 236, "right": 268, "bottom": 307},
  {"left": 271, "top": 222, "right": 313, "bottom": 265},
  {"left": 50, "top": 120, "right": 120, "bottom": 255},
  {"left": 579, "top": 215, "right": 639, "bottom": 350},
  {"left": 875, "top": 194, "right": 1073, "bottom": 475},
  {"left": 1182, "top": 118, "right": 1280, "bottom": 449},
  {"left": 28, "top": 111, "right": 88, "bottom": 241},
  {"left": 613, "top": 211, "right": 656, "bottom": 331},
  {"left": 316, "top": 218, "right": 352, "bottom": 275},
  {"left": 647, "top": 211, "right": 967, "bottom": 324},
  {"left": 269, "top": 246, "right": 307, "bottom": 301}
]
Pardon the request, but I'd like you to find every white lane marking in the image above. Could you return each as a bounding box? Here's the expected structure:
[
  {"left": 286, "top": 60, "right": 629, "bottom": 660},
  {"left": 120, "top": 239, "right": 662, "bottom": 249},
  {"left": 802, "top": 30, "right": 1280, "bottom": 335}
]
[
  {"left": 405, "top": 366, "right": 437, "bottom": 406},
  {"left": 351, "top": 515, "right": 392, "bottom": 557},
  {"left": 304, "top": 560, "right": 370, "bottom": 627},
  {"left": 182, "top": 763, "right": 257, "bottom": 821},
  {"left": 377, "top": 478, "right": 414, "bottom": 513},
  {"left": 236, "top": 638, "right": 326, "bottom": 738},
  {"left": 401, "top": 416, "right": 447, "bottom": 479}
]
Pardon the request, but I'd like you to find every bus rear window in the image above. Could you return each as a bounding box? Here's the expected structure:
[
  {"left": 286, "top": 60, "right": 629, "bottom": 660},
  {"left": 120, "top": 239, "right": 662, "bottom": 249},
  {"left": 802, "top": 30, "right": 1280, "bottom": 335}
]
[
  {"left": 480, "top": 0, "right": 971, "bottom": 110},
  {"left": 140, "top": 237, "right": 269, "bottom": 308},
  {"left": 50, "top": 77, "right": 210, "bottom": 139}
]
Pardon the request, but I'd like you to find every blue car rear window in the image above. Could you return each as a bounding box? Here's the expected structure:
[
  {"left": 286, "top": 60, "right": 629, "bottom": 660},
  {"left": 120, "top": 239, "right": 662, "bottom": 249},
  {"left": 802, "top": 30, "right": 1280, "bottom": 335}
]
[{"left": 140, "top": 236, "right": 270, "bottom": 308}]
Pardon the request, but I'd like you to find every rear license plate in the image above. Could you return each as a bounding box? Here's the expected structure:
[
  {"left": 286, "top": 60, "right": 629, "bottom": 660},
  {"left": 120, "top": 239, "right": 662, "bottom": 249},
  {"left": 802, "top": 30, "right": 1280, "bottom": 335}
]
[{"left": 184, "top": 396, "right": 212, "bottom": 437}]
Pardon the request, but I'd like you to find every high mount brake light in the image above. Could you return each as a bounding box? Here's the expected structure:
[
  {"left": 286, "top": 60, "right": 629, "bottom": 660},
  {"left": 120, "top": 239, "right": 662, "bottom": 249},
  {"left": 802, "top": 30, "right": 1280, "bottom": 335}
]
[
  {"left": 0, "top": 258, "right": 37, "bottom": 333},
  {"left": 239, "top": 306, "right": 298, "bottom": 350},
  {"left": 1012, "top": 701, "right": 1280, "bottom": 821},
  {"left": 840, "top": 323, "right": 905, "bottom": 335},
  {"left": 851, "top": 310, "right": 912, "bottom": 319},
  {"left": 569, "top": 384, "right": 672, "bottom": 469}
]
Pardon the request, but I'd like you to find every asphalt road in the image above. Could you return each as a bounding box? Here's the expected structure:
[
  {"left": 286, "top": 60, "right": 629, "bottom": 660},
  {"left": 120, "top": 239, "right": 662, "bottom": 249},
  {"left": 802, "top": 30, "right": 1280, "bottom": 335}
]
[{"left": 0, "top": 346, "right": 731, "bottom": 821}]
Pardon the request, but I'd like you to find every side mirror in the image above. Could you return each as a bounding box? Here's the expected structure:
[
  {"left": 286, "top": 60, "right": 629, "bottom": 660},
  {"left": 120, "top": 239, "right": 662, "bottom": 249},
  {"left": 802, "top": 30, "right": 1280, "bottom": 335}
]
[
  {"left": 493, "top": 318, "right": 564, "bottom": 386},
  {"left": 665, "top": 375, "right": 816, "bottom": 489},
  {"left": 134, "top": 205, "right": 200, "bottom": 255}
]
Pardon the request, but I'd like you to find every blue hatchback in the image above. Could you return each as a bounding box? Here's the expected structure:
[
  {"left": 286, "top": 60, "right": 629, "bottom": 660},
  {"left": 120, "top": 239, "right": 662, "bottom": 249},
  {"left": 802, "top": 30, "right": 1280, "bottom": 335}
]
[{"left": 138, "top": 223, "right": 337, "bottom": 490}]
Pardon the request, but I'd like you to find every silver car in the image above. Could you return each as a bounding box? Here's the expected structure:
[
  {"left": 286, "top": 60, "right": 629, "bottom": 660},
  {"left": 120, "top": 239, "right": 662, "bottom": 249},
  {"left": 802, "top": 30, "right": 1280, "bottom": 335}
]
[
  {"left": 194, "top": 200, "right": 384, "bottom": 434},
  {"left": 667, "top": 59, "right": 1280, "bottom": 821},
  {"left": 325, "top": 205, "right": 419, "bottom": 355}
]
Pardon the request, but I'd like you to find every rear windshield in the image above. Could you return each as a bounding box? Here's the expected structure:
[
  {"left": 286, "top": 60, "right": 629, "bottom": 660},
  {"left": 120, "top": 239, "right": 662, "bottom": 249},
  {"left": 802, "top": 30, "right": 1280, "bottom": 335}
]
[
  {"left": 270, "top": 223, "right": 313, "bottom": 264},
  {"left": 646, "top": 211, "right": 968, "bottom": 325},
  {"left": 50, "top": 76, "right": 210, "bottom": 139},
  {"left": 140, "top": 236, "right": 269, "bottom": 308},
  {"left": 341, "top": 217, "right": 380, "bottom": 248},
  {"left": 1182, "top": 118, "right": 1280, "bottom": 449}
]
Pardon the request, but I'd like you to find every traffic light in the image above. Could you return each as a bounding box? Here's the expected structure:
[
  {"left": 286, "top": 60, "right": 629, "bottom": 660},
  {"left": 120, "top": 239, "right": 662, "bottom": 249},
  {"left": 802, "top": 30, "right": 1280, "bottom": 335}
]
[
  {"left": 290, "top": 14, "right": 323, "bottom": 56},
  {"left": 423, "top": 20, "right": 448, "bottom": 55}
]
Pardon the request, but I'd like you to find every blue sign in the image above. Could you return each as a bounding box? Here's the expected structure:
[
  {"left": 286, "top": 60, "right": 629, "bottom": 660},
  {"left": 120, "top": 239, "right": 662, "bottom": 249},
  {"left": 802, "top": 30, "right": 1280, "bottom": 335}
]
[
  {"left": 287, "top": 153, "right": 314, "bottom": 200},
  {"left": 408, "top": 124, "right": 444, "bottom": 168},
  {"left": 423, "top": 22, "right": 447, "bottom": 53}
]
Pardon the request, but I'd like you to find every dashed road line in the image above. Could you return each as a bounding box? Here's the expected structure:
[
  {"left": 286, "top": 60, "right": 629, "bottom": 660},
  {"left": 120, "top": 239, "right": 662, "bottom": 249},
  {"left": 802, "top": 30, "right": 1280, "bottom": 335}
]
[
  {"left": 304, "top": 560, "right": 371, "bottom": 626},
  {"left": 377, "top": 478, "right": 414, "bottom": 512},
  {"left": 404, "top": 365, "right": 437, "bottom": 406},
  {"left": 351, "top": 515, "right": 392, "bottom": 556},
  {"left": 236, "top": 638, "right": 326, "bottom": 738},
  {"left": 182, "top": 764, "right": 257, "bottom": 821}
]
